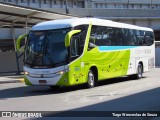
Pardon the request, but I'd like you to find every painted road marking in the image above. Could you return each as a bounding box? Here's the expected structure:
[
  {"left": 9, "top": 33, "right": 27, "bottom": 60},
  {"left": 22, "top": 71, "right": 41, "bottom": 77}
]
[{"left": 17, "top": 78, "right": 24, "bottom": 83}]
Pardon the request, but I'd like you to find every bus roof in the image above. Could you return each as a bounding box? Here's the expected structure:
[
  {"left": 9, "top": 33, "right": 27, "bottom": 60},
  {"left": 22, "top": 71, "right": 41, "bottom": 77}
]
[{"left": 32, "top": 18, "right": 153, "bottom": 31}]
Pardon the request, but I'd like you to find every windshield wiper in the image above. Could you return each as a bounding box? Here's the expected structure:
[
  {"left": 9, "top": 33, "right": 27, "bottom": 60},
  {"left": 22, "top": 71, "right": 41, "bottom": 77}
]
[
  {"left": 31, "top": 52, "right": 42, "bottom": 67},
  {"left": 44, "top": 49, "right": 56, "bottom": 67}
]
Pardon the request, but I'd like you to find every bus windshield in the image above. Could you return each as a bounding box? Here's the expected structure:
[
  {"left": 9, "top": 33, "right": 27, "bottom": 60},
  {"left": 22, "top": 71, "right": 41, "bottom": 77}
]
[{"left": 24, "top": 28, "right": 70, "bottom": 68}]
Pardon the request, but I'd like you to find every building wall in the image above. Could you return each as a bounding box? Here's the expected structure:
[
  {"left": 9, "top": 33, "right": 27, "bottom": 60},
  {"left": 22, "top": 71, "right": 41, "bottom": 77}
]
[
  {"left": 29, "top": 0, "right": 40, "bottom": 8},
  {"left": 118, "top": 19, "right": 160, "bottom": 30},
  {"left": 156, "top": 48, "right": 160, "bottom": 66},
  {"left": 41, "top": 0, "right": 51, "bottom": 8},
  {"left": 17, "top": 0, "right": 28, "bottom": 6},
  {"left": 0, "top": 52, "right": 23, "bottom": 73},
  {"left": 150, "top": 20, "right": 160, "bottom": 30},
  {"left": 1, "top": 0, "right": 86, "bottom": 8},
  {"left": 2, "top": 0, "right": 160, "bottom": 10},
  {"left": 0, "top": 28, "right": 27, "bottom": 39}
]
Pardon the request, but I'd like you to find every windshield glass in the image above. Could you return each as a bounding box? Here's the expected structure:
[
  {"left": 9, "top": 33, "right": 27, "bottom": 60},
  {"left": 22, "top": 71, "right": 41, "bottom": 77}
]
[{"left": 25, "top": 28, "right": 70, "bottom": 68}]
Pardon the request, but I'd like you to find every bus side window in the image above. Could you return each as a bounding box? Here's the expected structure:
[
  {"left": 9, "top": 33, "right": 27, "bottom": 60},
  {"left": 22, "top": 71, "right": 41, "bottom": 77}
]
[
  {"left": 110, "top": 28, "right": 117, "bottom": 45},
  {"left": 88, "top": 35, "right": 97, "bottom": 50},
  {"left": 145, "top": 31, "right": 154, "bottom": 46},
  {"left": 122, "top": 28, "right": 130, "bottom": 45},
  {"left": 122, "top": 28, "right": 137, "bottom": 46},
  {"left": 89, "top": 26, "right": 112, "bottom": 50},
  {"left": 114, "top": 28, "right": 123, "bottom": 45},
  {"left": 128, "top": 29, "right": 137, "bottom": 45},
  {"left": 74, "top": 25, "right": 88, "bottom": 54},
  {"left": 136, "top": 30, "right": 141, "bottom": 46},
  {"left": 88, "top": 26, "right": 99, "bottom": 50},
  {"left": 149, "top": 32, "right": 154, "bottom": 45},
  {"left": 138, "top": 30, "right": 145, "bottom": 45}
]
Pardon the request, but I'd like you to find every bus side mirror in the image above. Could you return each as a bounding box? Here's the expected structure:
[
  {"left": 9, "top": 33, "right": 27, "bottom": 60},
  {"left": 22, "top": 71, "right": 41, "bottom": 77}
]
[
  {"left": 16, "top": 34, "right": 28, "bottom": 52},
  {"left": 65, "top": 30, "right": 81, "bottom": 47}
]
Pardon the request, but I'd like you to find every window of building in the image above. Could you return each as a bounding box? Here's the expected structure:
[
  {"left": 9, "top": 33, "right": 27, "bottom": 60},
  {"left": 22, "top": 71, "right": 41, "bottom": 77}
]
[
  {"left": 21, "top": 0, "right": 25, "bottom": 3},
  {"left": 64, "top": 1, "right": 66, "bottom": 5},
  {"left": 157, "top": 5, "right": 160, "bottom": 10},
  {"left": 142, "top": 4, "right": 149, "bottom": 9},
  {"left": 100, "top": 3, "right": 103, "bottom": 8},
  {"left": 77, "top": 1, "right": 85, "bottom": 8},
  {"left": 53, "top": 0, "right": 57, "bottom": 5},
  {"left": 114, "top": 4, "right": 116, "bottom": 8},
  {"left": 131, "top": 4, "right": 134, "bottom": 9},
  {"left": 108, "top": 4, "right": 115, "bottom": 9},
  {"left": 96, "top": 3, "right": 103, "bottom": 8},
  {"left": 117, "top": 4, "right": 123, "bottom": 9},
  {"left": 68, "top": 1, "right": 72, "bottom": 8},
  {"left": 156, "top": 5, "right": 158, "bottom": 9},
  {"left": 8, "top": 0, "right": 12, "bottom": 2},
  {"left": 95, "top": 3, "right": 98, "bottom": 8},
  {"left": 0, "top": 39, "right": 15, "bottom": 52},
  {"left": 123, "top": 4, "right": 127, "bottom": 9},
  {"left": 97, "top": 3, "right": 103, "bottom": 8},
  {"left": 140, "top": 4, "right": 142, "bottom": 9},
  {"left": 32, "top": 0, "right": 35, "bottom": 3},
  {"left": 151, "top": 5, "right": 157, "bottom": 9},
  {"left": 105, "top": 4, "right": 107, "bottom": 8},
  {"left": 43, "top": 0, "right": 47, "bottom": 4}
]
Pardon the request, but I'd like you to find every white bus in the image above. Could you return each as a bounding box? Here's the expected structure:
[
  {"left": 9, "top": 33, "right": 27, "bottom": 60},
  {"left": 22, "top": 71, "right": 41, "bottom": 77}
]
[{"left": 17, "top": 18, "right": 155, "bottom": 88}]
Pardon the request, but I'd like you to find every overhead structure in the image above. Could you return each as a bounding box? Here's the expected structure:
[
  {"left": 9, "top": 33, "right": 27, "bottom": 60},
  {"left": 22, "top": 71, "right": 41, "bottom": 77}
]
[{"left": 0, "top": 2, "right": 78, "bottom": 28}]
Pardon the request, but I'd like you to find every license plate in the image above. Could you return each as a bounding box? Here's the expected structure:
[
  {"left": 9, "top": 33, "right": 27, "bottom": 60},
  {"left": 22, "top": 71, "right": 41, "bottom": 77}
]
[{"left": 39, "top": 80, "right": 47, "bottom": 84}]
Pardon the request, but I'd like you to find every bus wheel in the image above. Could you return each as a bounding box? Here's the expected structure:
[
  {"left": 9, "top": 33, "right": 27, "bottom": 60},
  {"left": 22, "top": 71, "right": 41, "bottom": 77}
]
[
  {"left": 132, "top": 63, "right": 143, "bottom": 79},
  {"left": 87, "top": 70, "right": 96, "bottom": 88}
]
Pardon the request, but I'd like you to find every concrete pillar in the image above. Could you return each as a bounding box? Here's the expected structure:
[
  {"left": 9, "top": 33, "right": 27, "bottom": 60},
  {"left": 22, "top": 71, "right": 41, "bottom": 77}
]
[
  {"left": 65, "top": 0, "right": 69, "bottom": 14},
  {"left": 11, "top": 22, "right": 20, "bottom": 74}
]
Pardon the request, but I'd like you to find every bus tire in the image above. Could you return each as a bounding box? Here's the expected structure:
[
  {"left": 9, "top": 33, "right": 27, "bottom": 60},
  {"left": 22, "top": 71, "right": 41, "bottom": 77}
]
[
  {"left": 132, "top": 63, "right": 143, "bottom": 79},
  {"left": 87, "top": 70, "right": 96, "bottom": 88}
]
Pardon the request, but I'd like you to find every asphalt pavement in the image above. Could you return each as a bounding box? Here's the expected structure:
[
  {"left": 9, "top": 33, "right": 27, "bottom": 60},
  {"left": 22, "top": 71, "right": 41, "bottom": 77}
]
[{"left": 0, "top": 68, "right": 160, "bottom": 120}]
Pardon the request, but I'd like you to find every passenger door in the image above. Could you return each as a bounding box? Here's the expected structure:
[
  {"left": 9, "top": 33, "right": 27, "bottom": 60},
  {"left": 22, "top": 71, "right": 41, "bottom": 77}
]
[{"left": 69, "top": 35, "right": 84, "bottom": 85}]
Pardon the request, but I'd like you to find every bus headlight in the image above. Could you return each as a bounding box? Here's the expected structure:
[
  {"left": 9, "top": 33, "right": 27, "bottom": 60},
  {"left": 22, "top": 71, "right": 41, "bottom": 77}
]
[
  {"left": 24, "top": 69, "right": 68, "bottom": 78},
  {"left": 58, "top": 71, "right": 64, "bottom": 75},
  {"left": 24, "top": 71, "right": 29, "bottom": 75},
  {"left": 57, "top": 68, "right": 69, "bottom": 75}
]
